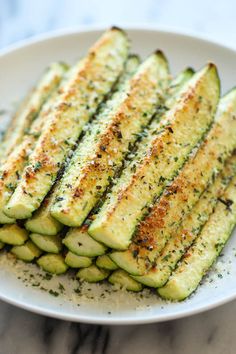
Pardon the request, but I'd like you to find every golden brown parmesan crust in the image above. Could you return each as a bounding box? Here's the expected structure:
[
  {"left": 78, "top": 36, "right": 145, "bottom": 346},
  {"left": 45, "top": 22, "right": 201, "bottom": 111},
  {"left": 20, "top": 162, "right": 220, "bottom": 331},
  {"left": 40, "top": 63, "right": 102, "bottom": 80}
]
[{"left": 51, "top": 52, "right": 169, "bottom": 226}]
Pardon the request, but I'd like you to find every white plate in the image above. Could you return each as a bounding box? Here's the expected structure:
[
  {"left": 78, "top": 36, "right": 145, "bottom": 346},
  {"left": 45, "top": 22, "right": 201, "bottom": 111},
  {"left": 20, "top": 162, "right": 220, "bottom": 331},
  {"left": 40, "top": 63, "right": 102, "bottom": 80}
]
[{"left": 1, "top": 26, "right": 236, "bottom": 325}]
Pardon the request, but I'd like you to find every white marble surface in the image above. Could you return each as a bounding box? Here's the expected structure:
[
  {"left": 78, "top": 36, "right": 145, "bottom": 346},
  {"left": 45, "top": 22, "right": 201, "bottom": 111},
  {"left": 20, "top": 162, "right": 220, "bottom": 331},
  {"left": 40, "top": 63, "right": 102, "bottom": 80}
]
[{"left": 1, "top": 1, "right": 236, "bottom": 353}]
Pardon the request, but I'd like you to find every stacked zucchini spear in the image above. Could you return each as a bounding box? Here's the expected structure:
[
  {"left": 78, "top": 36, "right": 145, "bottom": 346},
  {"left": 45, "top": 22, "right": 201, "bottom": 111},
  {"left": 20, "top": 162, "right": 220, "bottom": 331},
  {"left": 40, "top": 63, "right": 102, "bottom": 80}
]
[{"left": 1, "top": 27, "right": 236, "bottom": 301}]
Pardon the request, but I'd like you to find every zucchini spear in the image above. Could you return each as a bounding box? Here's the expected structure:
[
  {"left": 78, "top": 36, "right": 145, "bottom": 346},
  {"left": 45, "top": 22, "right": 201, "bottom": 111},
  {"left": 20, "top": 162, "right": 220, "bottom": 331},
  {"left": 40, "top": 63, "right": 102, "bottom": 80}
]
[
  {"left": 0, "top": 62, "right": 68, "bottom": 224},
  {"left": 65, "top": 252, "right": 93, "bottom": 268},
  {"left": 132, "top": 153, "right": 236, "bottom": 286},
  {"left": 109, "top": 269, "right": 143, "bottom": 292},
  {"left": 76, "top": 264, "right": 110, "bottom": 283},
  {"left": 0, "top": 62, "right": 67, "bottom": 160},
  {"left": 51, "top": 51, "right": 170, "bottom": 227},
  {"left": 37, "top": 254, "right": 68, "bottom": 275},
  {"left": 63, "top": 225, "right": 107, "bottom": 257},
  {"left": 62, "top": 67, "right": 195, "bottom": 258},
  {"left": 0, "top": 224, "right": 28, "bottom": 246},
  {"left": 111, "top": 88, "right": 236, "bottom": 276},
  {"left": 29, "top": 233, "right": 62, "bottom": 254},
  {"left": 96, "top": 255, "right": 118, "bottom": 270},
  {"left": 158, "top": 171, "right": 236, "bottom": 301}
]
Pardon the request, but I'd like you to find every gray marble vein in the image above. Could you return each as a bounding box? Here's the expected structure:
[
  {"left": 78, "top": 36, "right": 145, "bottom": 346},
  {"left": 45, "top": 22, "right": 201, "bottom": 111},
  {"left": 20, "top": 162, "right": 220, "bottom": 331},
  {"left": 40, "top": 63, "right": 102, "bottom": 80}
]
[
  {"left": 1, "top": 298, "right": 236, "bottom": 354},
  {"left": 0, "top": 0, "right": 236, "bottom": 353}
]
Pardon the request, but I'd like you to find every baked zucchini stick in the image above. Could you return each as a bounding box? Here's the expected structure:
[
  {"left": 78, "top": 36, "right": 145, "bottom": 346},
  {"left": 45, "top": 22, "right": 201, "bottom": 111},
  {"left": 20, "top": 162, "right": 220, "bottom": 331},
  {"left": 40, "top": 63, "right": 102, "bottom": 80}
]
[
  {"left": 132, "top": 153, "right": 236, "bottom": 286},
  {"left": 0, "top": 224, "right": 28, "bottom": 246},
  {"left": 76, "top": 264, "right": 110, "bottom": 283},
  {"left": 29, "top": 233, "right": 62, "bottom": 254},
  {"left": 24, "top": 55, "right": 140, "bottom": 236},
  {"left": 89, "top": 63, "right": 220, "bottom": 250},
  {"left": 5, "top": 27, "right": 129, "bottom": 219},
  {"left": 62, "top": 67, "right": 195, "bottom": 257},
  {"left": 0, "top": 63, "right": 68, "bottom": 224},
  {"left": 109, "top": 269, "right": 143, "bottom": 291},
  {"left": 37, "top": 254, "right": 68, "bottom": 275},
  {"left": 24, "top": 185, "right": 64, "bottom": 235},
  {"left": 65, "top": 252, "right": 93, "bottom": 268},
  {"left": 0, "top": 62, "right": 67, "bottom": 160},
  {"left": 51, "top": 51, "right": 170, "bottom": 227},
  {"left": 158, "top": 173, "right": 236, "bottom": 301},
  {"left": 111, "top": 88, "right": 236, "bottom": 275}
]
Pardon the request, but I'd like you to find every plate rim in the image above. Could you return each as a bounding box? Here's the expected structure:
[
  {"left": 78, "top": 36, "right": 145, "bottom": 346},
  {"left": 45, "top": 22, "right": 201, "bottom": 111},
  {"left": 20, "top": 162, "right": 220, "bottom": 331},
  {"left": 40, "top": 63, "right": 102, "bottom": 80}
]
[
  {"left": 0, "top": 23, "right": 236, "bottom": 58},
  {"left": 1, "top": 25, "right": 236, "bottom": 325}
]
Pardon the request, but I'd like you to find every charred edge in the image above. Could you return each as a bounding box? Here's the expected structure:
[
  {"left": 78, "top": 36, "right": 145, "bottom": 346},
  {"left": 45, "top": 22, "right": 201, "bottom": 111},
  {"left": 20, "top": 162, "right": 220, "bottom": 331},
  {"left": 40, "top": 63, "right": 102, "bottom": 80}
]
[
  {"left": 110, "top": 26, "right": 127, "bottom": 35},
  {"left": 185, "top": 67, "right": 195, "bottom": 74},
  {"left": 154, "top": 49, "right": 169, "bottom": 66},
  {"left": 128, "top": 53, "right": 141, "bottom": 61}
]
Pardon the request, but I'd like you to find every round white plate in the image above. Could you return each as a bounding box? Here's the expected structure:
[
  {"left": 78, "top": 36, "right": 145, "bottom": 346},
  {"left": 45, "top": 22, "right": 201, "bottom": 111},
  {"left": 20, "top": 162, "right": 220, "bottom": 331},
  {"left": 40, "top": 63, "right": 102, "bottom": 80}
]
[{"left": 0, "top": 26, "right": 236, "bottom": 325}]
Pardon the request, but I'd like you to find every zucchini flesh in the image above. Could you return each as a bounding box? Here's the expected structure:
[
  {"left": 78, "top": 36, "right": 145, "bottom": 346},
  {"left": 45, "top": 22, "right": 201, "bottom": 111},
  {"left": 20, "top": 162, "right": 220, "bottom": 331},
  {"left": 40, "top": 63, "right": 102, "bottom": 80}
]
[
  {"left": 76, "top": 264, "right": 110, "bottom": 283},
  {"left": 11, "top": 240, "right": 42, "bottom": 262},
  {"left": 89, "top": 64, "right": 220, "bottom": 250},
  {"left": 109, "top": 269, "right": 143, "bottom": 291},
  {"left": 63, "top": 225, "right": 107, "bottom": 257},
  {"left": 25, "top": 186, "right": 63, "bottom": 236},
  {"left": 29, "top": 233, "right": 62, "bottom": 254},
  {"left": 158, "top": 173, "right": 236, "bottom": 301},
  {"left": 51, "top": 52, "right": 169, "bottom": 227},
  {"left": 5, "top": 28, "right": 129, "bottom": 219},
  {"left": 0, "top": 63, "right": 68, "bottom": 225},
  {"left": 24, "top": 55, "right": 140, "bottom": 236},
  {"left": 112, "top": 89, "right": 236, "bottom": 275},
  {"left": 0, "top": 62, "right": 67, "bottom": 160},
  {"left": 0, "top": 224, "right": 28, "bottom": 246},
  {"left": 65, "top": 252, "right": 93, "bottom": 268},
  {"left": 132, "top": 154, "right": 236, "bottom": 286},
  {"left": 37, "top": 254, "right": 68, "bottom": 274},
  {"left": 96, "top": 255, "right": 118, "bottom": 270}
]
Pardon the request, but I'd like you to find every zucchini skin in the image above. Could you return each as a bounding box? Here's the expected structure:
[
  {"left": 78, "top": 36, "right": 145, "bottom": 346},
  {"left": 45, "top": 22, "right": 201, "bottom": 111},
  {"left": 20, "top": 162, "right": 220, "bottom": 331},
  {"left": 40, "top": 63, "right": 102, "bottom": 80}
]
[
  {"left": 0, "top": 62, "right": 67, "bottom": 160},
  {"left": 132, "top": 153, "right": 236, "bottom": 286},
  {"left": 0, "top": 63, "right": 67, "bottom": 225},
  {"left": 112, "top": 88, "right": 236, "bottom": 275},
  {"left": 5, "top": 28, "right": 129, "bottom": 219},
  {"left": 24, "top": 55, "right": 140, "bottom": 236},
  {"left": 51, "top": 52, "right": 169, "bottom": 227},
  {"left": 158, "top": 172, "right": 236, "bottom": 301},
  {"left": 89, "top": 64, "right": 220, "bottom": 250}
]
